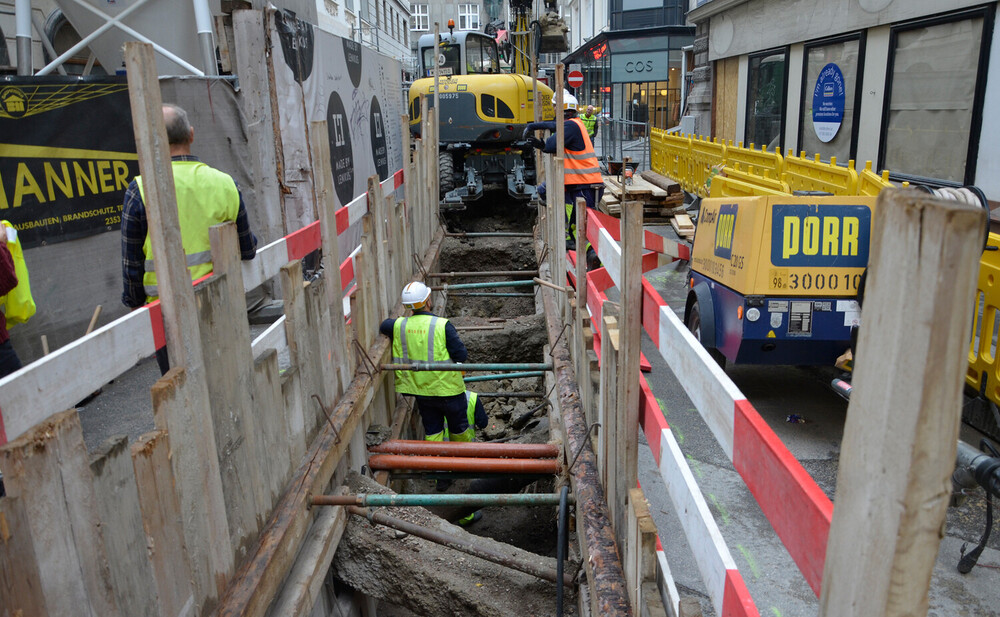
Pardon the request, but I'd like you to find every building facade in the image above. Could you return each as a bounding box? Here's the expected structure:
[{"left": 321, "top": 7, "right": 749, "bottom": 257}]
[{"left": 686, "top": 0, "right": 998, "bottom": 195}]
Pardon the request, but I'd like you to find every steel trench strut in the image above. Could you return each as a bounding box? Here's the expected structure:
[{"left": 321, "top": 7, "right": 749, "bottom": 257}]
[
  {"left": 463, "top": 371, "right": 546, "bottom": 383},
  {"left": 344, "top": 505, "right": 575, "bottom": 586},
  {"left": 369, "top": 439, "right": 559, "bottom": 458},
  {"left": 427, "top": 269, "right": 539, "bottom": 278},
  {"left": 311, "top": 492, "right": 575, "bottom": 507}
]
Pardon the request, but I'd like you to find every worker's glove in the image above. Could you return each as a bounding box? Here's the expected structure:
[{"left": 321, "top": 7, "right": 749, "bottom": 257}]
[
  {"left": 527, "top": 136, "right": 545, "bottom": 150},
  {"left": 522, "top": 124, "right": 537, "bottom": 139}
]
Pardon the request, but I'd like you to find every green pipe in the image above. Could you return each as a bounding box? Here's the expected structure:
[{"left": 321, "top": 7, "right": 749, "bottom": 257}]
[
  {"left": 463, "top": 371, "right": 545, "bottom": 383},
  {"left": 312, "top": 493, "right": 575, "bottom": 507},
  {"left": 382, "top": 362, "right": 552, "bottom": 372},
  {"left": 437, "top": 280, "right": 537, "bottom": 290},
  {"left": 447, "top": 292, "right": 535, "bottom": 297}
]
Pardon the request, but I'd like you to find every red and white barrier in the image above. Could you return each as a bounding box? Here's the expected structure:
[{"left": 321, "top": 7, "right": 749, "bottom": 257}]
[
  {"left": 0, "top": 171, "right": 404, "bottom": 446},
  {"left": 580, "top": 205, "right": 834, "bottom": 598}
]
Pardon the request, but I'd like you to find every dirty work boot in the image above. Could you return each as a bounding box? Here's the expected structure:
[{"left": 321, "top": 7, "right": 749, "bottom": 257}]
[
  {"left": 457, "top": 510, "right": 483, "bottom": 526},
  {"left": 586, "top": 246, "right": 601, "bottom": 271}
]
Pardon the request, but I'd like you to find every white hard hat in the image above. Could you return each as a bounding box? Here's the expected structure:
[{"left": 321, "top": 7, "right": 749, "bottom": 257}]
[
  {"left": 558, "top": 90, "right": 578, "bottom": 111},
  {"left": 401, "top": 281, "right": 431, "bottom": 309}
]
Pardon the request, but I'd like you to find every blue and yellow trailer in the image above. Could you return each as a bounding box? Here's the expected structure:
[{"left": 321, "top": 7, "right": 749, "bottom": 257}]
[{"left": 686, "top": 195, "right": 876, "bottom": 366}]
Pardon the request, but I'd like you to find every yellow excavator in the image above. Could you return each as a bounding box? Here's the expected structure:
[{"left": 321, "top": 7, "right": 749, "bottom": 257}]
[{"left": 407, "top": 0, "right": 568, "bottom": 207}]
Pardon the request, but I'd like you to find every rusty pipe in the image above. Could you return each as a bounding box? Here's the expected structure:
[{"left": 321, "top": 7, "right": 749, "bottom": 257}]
[
  {"left": 369, "top": 439, "right": 560, "bottom": 459},
  {"left": 345, "top": 505, "right": 574, "bottom": 587},
  {"left": 367, "top": 454, "right": 560, "bottom": 474}
]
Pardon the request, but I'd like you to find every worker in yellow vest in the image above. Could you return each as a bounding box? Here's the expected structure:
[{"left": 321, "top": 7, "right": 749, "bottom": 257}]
[
  {"left": 580, "top": 105, "right": 599, "bottom": 141},
  {"left": 0, "top": 222, "right": 33, "bottom": 377},
  {"left": 444, "top": 390, "right": 488, "bottom": 441},
  {"left": 121, "top": 104, "right": 258, "bottom": 373},
  {"left": 523, "top": 91, "right": 604, "bottom": 270},
  {"left": 380, "top": 281, "right": 474, "bottom": 442}
]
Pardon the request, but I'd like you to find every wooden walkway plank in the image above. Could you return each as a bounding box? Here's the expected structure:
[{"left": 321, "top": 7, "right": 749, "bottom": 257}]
[
  {"left": 90, "top": 435, "right": 159, "bottom": 617},
  {"left": 131, "top": 430, "right": 196, "bottom": 617}
]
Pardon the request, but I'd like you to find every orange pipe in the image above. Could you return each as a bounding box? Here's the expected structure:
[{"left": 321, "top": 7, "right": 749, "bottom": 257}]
[
  {"left": 367, "top": 454, "right": 560, "bottom": 474},
  {"left": 369, "top": 439, "right": 560, "bottom": 459}
]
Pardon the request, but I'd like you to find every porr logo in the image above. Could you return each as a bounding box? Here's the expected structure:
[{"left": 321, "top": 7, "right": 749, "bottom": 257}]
[{"left": 713, "top": 204, "right": 737, "bottom": 260}]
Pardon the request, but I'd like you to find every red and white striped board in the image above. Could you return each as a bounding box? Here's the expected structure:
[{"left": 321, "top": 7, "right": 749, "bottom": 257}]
[
  {"left": 0, "top": 170, "right": 404, "bottom": 446},
  {"left": 585, "top": 214, "right": 834, "bottom": 595},
  {"left": 637, "top": 374, "right": 759, "bottom": 616}
]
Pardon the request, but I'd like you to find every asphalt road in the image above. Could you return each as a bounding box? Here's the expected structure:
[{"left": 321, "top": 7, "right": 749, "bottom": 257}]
[{"left": 634, "top": 227, "right": 1000, "bottom": 617}]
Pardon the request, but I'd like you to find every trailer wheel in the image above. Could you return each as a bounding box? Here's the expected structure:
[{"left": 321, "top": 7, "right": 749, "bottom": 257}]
[
  {"left": 687, "top": 300, "right": 726, "bottom": 369},
  {"left": 439, "top": 152, "right": 455, "bottom": 197}
]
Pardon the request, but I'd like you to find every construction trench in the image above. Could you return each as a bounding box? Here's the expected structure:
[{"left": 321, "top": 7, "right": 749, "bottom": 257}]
[{"left": 327, "top": 204, "right": 587, "bottom": 616}]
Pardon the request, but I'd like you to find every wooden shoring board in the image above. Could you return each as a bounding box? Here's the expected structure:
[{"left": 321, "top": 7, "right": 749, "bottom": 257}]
[
  {"left": 126, "top": 42, "right": 233, "bottom": 610},
  {"left": 216, "top": 228, "right": 447, "bottom": 617},
  {"left": 281, "top": 260, "right": 316, "bottom": 446},
  {"left": 598, "top": 314, "right": 619, "bottom": 500},
  {"left": 310, "top": 119, "right": 353, "bottom": 392},
  {"left": 625, "top": 487, "right": 658, "bottom": 613},
  {"left": 130, "top": 430, "right": 196, "bottom": 617},
  {"left": 0, "top": 410, "right": 119, "bottom": 616},
  {"left": 90, "top": 435, "right": 159, "bottom": 617},
  {"left": 196, "top": 273, "right": 269, "bottom": 559},
  {"left": 818, "top": 190, "right": 986, "bottom": 616},
  {"left": 0, "top": 495, "right": 49, "bottom": 616},
  {"left": 253, "top": 348, "right": 294, "bottom": 507}
]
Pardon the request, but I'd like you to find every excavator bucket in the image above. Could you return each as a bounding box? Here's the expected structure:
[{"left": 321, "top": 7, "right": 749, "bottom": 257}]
[{"left": 536, "top": 11, "right": 569, "bottom": 54}]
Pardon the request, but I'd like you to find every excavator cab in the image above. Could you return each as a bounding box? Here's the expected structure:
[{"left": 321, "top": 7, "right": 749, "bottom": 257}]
[{"left": 418, "top": 32, "right": 501, "bottom": 77}]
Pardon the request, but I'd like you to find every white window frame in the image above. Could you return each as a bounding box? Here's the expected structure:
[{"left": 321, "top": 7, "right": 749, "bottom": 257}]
[
  {"left": 411, "top": 4, "right": 429, "bottom": 31},
  {"left": 459, "top": 4, "right": 480, "bottom": 31}
]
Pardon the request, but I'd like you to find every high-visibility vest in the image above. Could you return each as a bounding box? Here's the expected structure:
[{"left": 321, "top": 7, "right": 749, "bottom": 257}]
[
  {"left": 391, "top": 314, "right": 466, "bottom": 397},
  {"left": 564, "top": 118, "right": 602, "bottom": 186},
  {"left": 464, "top": 390, "right": 479, "bottom": 428},
  {"left": 580, "top": 113, "right": 597, "bottom": 136},
  {"left": 0, "top": 221, "right": 35, "bottom": 326},
  {"left": 135, "top": 161, "right": 240, "bottom": 303}
]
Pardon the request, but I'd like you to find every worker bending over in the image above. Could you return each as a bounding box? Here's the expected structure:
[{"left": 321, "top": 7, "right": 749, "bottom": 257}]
[
  {"left": 380, "top": 281, "right": 482, "bottom": 442},
  {"left": 523, "top": 91, "right": 603, "bottom": 270}
]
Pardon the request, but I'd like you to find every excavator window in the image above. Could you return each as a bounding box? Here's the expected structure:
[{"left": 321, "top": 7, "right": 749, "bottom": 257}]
[{"left": 422, "top": 44, "right": 461, "bottom": 76}]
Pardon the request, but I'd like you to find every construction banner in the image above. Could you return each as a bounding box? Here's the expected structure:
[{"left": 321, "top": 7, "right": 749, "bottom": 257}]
[{"left": 0, "top": 76, "right": 138, "bottom": 249}]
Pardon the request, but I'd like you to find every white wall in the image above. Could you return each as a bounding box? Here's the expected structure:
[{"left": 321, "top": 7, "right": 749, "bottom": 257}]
[
  {"left": 856, "top": 25, "right": 890, "bottom": 169},
  {"left": 976, "top": 13, "right": 1000, "bottom": 200},
  {"left": 783, "top": 43, "right": 803, "bottom": 154}
]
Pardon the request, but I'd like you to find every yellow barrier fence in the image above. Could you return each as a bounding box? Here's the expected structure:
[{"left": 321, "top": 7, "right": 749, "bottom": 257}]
[
  {"left": 857, "top": 160, "right": 894, "bottom": 197},
  {"left": 783, "top": 152, "right": 859, "bottom": 195},
  {"left": 688, "top": 135, "right": 727, "bottom": 197},
  {"left": 724, "top": 142, "right": 784, "bottom": 181},
  {"left": 967, "top": 232, "right": 1000, "bottom": 404}
]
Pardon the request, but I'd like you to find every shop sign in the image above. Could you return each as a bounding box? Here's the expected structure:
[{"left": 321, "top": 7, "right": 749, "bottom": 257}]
[
  {"left": 812, "top": 63, "right": 845, "bottom": 143},
  {"left": 611, "top": 52, "right": 670, "bottom": 83}
]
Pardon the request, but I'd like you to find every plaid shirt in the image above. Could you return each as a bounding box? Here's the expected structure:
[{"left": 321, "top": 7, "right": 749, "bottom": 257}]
[{"left": 121, "top": 155, "right": 258, "bottom": 308}]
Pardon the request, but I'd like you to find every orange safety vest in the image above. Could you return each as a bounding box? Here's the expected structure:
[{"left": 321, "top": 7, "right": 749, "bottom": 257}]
[{"left": 564, "top": 118, "right": 602, "bottom": 186}]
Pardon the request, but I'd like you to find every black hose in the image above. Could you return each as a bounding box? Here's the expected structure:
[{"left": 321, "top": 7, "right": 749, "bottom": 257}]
[{"left": 556, "top": 485, "right": 569, "bottom": 616}]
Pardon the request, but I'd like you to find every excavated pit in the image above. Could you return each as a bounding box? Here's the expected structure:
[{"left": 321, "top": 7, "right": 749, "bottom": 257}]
[{"left": 332, "top": 205, "right": 577, "bottom": 616}]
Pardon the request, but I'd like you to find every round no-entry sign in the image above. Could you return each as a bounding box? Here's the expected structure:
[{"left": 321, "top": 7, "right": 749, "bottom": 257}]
[{"left": 567, "top": 70, "right": 584, "bottom": 88}]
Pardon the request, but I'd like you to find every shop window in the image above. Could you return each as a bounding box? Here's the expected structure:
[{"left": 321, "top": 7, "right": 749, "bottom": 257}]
[
  {"left": 799, "top": 36, "right": 862, "bottom": 163},
  {"left": 745, "top": 48, "right": 788, "bottom": 151},
  {"left": 881, "top": 9, "right": 992, "bottom": 183}
]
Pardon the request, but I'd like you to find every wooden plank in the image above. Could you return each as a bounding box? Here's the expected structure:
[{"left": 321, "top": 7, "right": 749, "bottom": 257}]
[
  {"left": 131, "top": 430, "right": 195, "bottom": 617},
  {"left": 640, "top": 582, "right": 668, "bottom": 617},
  {"left": 368, "top": 175, "right": 392, "bottom": 315},
  {"left": 253, "top": 348, "right": 293, "bottom": 506},
  {"left": 615, "top": 201, "right": 643, "bottom": 546},
  {"left": 310, "top": 119, "right": 353, "bottom": 393},
  {"left": 0, "top": 496, "right": 49, "bottom": 617},
  {"left": 670, "top": 214, "right": 695, "bottom": 236},
  {"left": 598, "top": 314, "right": 619, "bottom": 493},
  {"left": 818, "top": 190, "right": 986, "bottom": 617},
  {"left": 281, "top": 365, "right": 308, "bottom": 464},
  {"left": 195, "top": 273, "right": 267, "bottom": 559},
  {"left": 233, "top": 9, "right": 286, "bottom": 241},
  {"left": 90, "top": 435, "right": 159, "bottom": 617},
  {"left": 0, "top": 409, "right": 119, "bottom": 616},
  {"left": 282, "top": 261, "right": 320, "bottom": 438},
  {"left": 639, "top": 170, "right": 682, "bottom": 195},
  {"left": 305, "top": 276, "right": 339, "bottom": 428},
  {"left": 127, "top": 41, "right": 233, "bottom": 612},
  {"left": 629, "top": 175, "right": 668, "bottom": 198},
  {"left": 150, "top": 368, "right": 233, "bottom": 614}
]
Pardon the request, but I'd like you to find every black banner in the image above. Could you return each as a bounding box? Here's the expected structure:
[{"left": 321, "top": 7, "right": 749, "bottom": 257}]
[{"left": 0, "top": 76, "right": 138, "bottom": 248}]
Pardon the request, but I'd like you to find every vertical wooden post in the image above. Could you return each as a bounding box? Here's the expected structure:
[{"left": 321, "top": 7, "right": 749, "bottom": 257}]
[
  {"left": 310, "top": 119, "right": 353, "bottom": 391},
  {"left": 0, "top": 496, "right": 49, "bottom": 616},
  {"left": 599, "top": 314, "right": 619, "bottom": 492},
  {"left": 432, "top": 23, "right": 441, "bottom": 213},
  {"left": 818, "top": 190, "right": 986, "bottom": 617},
  {"left": 425, "top": 105, "right": 437, "bottom": 244},
  {"left": 575, "top": 197, "right": 591, "bottom": 420},
  {"left": 125, "top": 42, "right": 233, "bottom": 606},
  {"left": 0, "top": 410, "right": 119, "bottom": 616},
  {"left": 368, "top": 175, "right": 392, "bottom": 313},
  {"left": 281, "top": 261, "right": 312, "bottom": 445},
  {"left": 90, "top": 435, "right": 159, "bottom": 617},
  {"left": 625, "top": 487, "right": 658, "bottom": 613},
  {"left": 615, "top": 200, "right": 643, "bottom": 543},
  {"left": 253, "top": 348, "right": 293, "bottom": 505},
  {"left": 131, "top": 430, "right": 195, "bottom": 617},
  {"left": 555, "top": 65, "right": 565, "bottom": 158}
]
